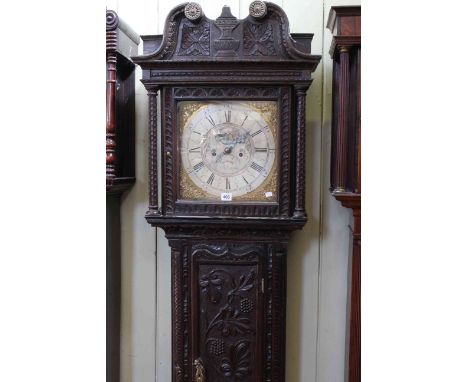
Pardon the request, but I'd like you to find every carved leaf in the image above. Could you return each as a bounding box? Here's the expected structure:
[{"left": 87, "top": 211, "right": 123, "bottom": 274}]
[
  {"left": 238, "top": 270, "right": 255, "bottom": 292},
  {"left": 220, "top": 340, "right": 251, "bottom": 380},
  {"left": 212, "top": 306, "right": 251, "bottom": 337}
]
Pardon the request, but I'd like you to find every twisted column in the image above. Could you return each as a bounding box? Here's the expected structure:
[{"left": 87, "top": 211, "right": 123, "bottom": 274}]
[
  {"left": 148, "top": 88, "right": 160, "bottom": 213},
  {"left": 293, "top": 85, "right": 308, "bottom": 218}
]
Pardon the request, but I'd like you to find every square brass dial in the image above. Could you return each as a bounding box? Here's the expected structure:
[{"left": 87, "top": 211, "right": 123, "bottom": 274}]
[{"left": 178, "top": 100, "right": 279, "bottom": 202}]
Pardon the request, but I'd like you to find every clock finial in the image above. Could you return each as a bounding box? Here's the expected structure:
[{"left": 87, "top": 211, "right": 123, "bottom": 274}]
[
  {"left": 249, "top": 1, "right": 267, "bottom": 19},
  {"left": 184, "top": 2, "right": 203, "bottom": 21}
]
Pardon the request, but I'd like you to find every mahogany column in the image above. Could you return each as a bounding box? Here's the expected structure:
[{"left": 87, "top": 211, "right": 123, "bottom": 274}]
[
  {"left": 334, "top": 45, "right": 350, "bottom": 193},
  {"left": 327, "top": 6, "right": 361, "bottom": 382},
  {"left": 106, "top": 12, "right": 118, "bottom": 188},
  {"left": 106, "top": 10, "right": 139, "bottom": 382}
]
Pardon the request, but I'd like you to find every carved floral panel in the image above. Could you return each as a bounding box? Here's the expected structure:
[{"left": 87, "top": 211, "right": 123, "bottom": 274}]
[
  {"left": 178, "top": 21, "right": 210, "bottom": 56},
  {"left": 197, "top": 262, "right": 261, "bottom": 381}
]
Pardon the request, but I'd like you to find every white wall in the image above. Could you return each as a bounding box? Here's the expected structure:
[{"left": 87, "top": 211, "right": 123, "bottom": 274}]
[{"left": 107, "top": 0, "right": 360, "bottom": 381}]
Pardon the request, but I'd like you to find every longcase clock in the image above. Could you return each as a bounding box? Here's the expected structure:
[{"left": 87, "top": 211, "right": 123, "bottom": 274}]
[{"left": 132, "top": 2, "right": 321, "bottom": 381}]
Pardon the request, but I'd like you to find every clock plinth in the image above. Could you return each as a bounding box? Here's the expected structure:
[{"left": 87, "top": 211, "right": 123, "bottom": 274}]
[{"left": 133, "top": 2, "right": 321, "bottom": 381}]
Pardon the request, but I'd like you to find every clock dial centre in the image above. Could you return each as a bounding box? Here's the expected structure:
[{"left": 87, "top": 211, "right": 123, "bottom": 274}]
[{"left": 202, "top": 122, "right": 254, "bottom": 177}]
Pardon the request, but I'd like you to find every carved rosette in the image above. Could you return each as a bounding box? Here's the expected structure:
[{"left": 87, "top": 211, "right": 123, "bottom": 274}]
[
  {"left": 249, "top": 1, "right": 267, "bottom": 19},
  {"left": 184, "top": 2, "right": 203, "bottom": 21}
]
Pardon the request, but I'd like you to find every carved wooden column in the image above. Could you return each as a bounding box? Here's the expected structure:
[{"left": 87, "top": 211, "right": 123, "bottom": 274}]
[
  {"left": 293, "top": 85, "right": 309, "bottom": 218},
  {"left": 105, "top": 10, "right": 139, "bottom": 382},
  {"left": 148, "top": 88, "right": 160, "bottom": 214},
  {"left": 106, "top": 11, "right": 118, "bottom": 187},
  {"left": 327, "top": 6, "right": 361, "bottom": 382}
]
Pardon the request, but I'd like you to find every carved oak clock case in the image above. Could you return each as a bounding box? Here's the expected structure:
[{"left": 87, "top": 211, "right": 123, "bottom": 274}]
[{"left": 132, "top": 2, "right": 320, "bottom": 381}]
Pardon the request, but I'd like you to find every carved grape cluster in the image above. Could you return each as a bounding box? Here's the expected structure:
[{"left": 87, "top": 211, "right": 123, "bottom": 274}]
[
  {"left": 208, "top": 338, "right": 225, "bottom": 356},
  {"left": 240, "top": 298, "right": 254, "bottom": 313}
]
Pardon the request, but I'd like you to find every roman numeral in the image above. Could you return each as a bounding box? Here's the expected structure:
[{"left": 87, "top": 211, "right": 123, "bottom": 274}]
[
  {"left": 250, "top": 129, "right": 262, "bottom": 138},
  {"left": 206, "top": 115, "right": 216, "bottom": 127},
  {"left": 193, "top": 162, "right": 204, "bottom": 172},
  {"left": 240, "top": 115, "right": 248, "bottom": 126},
  {"left": 189, "top": 147, "right": 201, "bottom": 153},
  {"left": 225, "top": 110, "right": 231, "bottom": 123},
  {"left": 242, "top": 176, "right": 249, "bottom": 185},
  {"left": 207, "top": 173, "right": 215, "bottom": 185},
  {"left": 225, "top": 178, "right": 230, "bottom": 190},
  {"left": 250, "top": 162, "right": 264, "bottom": 172},
  {"left": 255, "top": 147, "right": 268, "bottom": 152}
]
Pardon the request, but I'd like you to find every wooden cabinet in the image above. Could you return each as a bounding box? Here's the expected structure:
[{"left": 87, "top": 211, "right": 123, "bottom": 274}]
[
  {"left": 106, "top": 10, "right": 139, "bottom": 193},
  {"left": 106, "top": 10, "right": 139, "bottom": 382},
  {"left": 327, "top": 6, "right": 361, "bottom": 382}
]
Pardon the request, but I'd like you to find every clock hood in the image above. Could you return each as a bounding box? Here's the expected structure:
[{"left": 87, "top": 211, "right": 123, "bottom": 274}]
[{"left": 131, "top": 2, "right": 321, "bottom": 82}]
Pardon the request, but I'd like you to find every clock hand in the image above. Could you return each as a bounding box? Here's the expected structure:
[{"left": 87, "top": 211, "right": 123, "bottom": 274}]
[{"left": 215, "top": 145, "right": 234, "bottom": 163}]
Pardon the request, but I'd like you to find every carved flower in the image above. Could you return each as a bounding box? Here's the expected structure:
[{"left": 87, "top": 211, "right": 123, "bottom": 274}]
[
  {"left": 200, "top": 271, "right": 224, "bottom": 304},
  {"left": 179, "top": 23, "right": 210, "bottom": 56},
  {"left": 220, "top": 340, "right": 251, "bottom": 380},
  {"left": 243, "top": 22, "right": 276, "bottom": 56}
]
